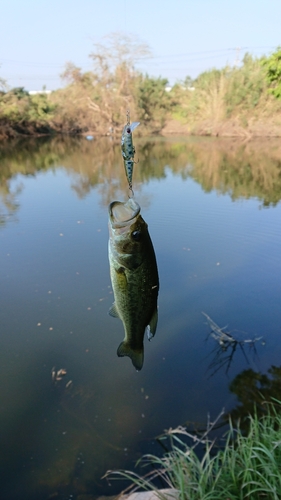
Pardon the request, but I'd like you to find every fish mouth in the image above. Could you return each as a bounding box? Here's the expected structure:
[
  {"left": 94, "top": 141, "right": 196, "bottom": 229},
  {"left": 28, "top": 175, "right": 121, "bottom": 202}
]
[{"left": 109, "top": 198, "right": 141, "bottom": 228}]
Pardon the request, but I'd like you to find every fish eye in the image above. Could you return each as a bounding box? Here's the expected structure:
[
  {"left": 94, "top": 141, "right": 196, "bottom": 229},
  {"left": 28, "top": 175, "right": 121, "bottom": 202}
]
[
  {"left": 132, "top": 230, "right": 141, "bottom": 241},
  {"left": 127, "top": 128, "right": 131, "bottom": 133}
]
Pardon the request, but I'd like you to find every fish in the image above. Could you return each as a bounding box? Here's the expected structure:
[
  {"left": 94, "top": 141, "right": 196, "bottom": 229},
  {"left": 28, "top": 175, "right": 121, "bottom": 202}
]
[
  {"left": 121, "top": 121, "right": 140, "bottom": 189},
  {"left": 108, "top": 197, "right": 159, "bottom": 371}
]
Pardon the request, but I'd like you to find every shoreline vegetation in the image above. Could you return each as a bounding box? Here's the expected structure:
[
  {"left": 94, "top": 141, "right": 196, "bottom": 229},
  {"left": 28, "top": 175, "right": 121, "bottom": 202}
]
[
  {"left": 1, "top": 35, "right": 281, "bottom": 140},
  {"left": 108, "top": 400, "right": 281, "bottom": 500}
]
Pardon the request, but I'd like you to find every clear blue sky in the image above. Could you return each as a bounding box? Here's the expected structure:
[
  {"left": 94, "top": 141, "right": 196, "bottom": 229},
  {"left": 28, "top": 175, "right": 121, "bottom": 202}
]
[{"left": 1, "top": 0, "right": 280, "bottom": 91}]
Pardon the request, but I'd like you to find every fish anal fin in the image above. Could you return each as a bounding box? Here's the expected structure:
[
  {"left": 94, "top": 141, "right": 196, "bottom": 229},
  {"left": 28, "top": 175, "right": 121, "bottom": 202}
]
[
  {"left": 147, "top": 307, "right": 158, "bottom": 340},
  {"left": 117, "top": 341, "right": 144, "bottom": 371}
]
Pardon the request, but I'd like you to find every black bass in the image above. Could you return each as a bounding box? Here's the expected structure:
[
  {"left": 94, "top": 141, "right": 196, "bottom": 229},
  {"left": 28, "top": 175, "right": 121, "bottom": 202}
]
[
  {"left": 121, "top": 120, "right": 140, "bottom": 190},
  {"left": 108, "top": 198, "right": 159, "bottom": 371}
]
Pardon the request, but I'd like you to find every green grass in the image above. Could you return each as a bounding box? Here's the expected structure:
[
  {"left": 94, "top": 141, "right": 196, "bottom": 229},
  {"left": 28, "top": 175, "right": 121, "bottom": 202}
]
[{"left": 106, "top": 400, "right": 281, "bottom": 499}]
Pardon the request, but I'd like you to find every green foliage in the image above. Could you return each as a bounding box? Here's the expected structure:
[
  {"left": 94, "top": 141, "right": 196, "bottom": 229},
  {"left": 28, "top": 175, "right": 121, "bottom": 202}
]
[
  {"left": 2, "top": 39, "right": 281, "bottom": 137},
  {"left": 109, "top": 400, "right": 281, "bottom": 499},
  {"left": 137, "top": 75, "right": 172, "bottom": 131},
  {"left": 0, "top": 87, "right": 56, "bottom": 138},
  {"left": 172, "top": 55, "right": 269, "bottom": 128},
  {"left": 194, "top": 68, "right": 224, "bottom": 91},
  {"left": 262, "top": 47, "right": 281, "bottom": 99},
  {"left": 27, "top": 93, "right": 56, "bottom": 122},
  {"left": 7, "top": 87, "right": 29, "bottom": 99},
  {"left": 225, "top": 54, "right": 266, "bottom": 114},
  {"left": 0, "top": 87, "right": 56, "bottom": 122},
  {"left": 172, "top": 68, "right": 228, "bottom": 123},
  {"left": 183, "top": 75, "right": 193, "bottom": 88}
]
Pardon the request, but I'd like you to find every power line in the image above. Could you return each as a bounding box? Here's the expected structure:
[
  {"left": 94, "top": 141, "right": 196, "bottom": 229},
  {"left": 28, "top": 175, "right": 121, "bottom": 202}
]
[
  {"left": 0, "top": 45, "right": 275, "bottom": 68},
  {"left": 138, "top": 46, "right": 275, "bottom": 60}
]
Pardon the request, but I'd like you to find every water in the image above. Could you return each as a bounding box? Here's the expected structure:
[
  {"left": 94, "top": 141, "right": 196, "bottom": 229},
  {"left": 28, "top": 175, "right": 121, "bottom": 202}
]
[{"left": 0, "top": 136, "right": 281, "bottom": 499}]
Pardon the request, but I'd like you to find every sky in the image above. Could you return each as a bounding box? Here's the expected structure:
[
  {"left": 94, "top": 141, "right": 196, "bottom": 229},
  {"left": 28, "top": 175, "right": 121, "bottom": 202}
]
[{"left": 1, "top": 0, "right": 281, "bottom": 91}]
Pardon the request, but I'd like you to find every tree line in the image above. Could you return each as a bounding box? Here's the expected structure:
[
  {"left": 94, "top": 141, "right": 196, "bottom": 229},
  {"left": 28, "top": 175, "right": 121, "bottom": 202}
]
[{"left": 1, "top": 34, "right": 281, "bottom": 139}]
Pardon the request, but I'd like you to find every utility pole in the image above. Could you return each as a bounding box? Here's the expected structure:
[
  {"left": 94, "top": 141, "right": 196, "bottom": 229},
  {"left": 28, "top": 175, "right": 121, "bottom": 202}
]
[{"left": 234, "top": 47, "right": 241, "bottom": 67}]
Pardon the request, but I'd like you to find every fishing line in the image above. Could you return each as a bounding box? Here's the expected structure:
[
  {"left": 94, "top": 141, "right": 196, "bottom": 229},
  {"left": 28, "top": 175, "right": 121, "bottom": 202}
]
[{"left": 123, "top": 0, "right": 130, "bottom": 117}]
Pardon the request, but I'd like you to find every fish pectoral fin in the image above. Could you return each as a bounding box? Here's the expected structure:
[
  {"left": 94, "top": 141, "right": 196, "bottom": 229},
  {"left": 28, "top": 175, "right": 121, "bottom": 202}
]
[
  {"left": 117, "top": 341, "right": 144, "bottom": 371},
  {"left": 146, "top": 326, "right": 153, "bottom": 341},
  {"left": 109, "top": 302, "right": 120, "bottom": 318},
  {"left": 147, "top": 307, "right": 158, "bottom": 341}
]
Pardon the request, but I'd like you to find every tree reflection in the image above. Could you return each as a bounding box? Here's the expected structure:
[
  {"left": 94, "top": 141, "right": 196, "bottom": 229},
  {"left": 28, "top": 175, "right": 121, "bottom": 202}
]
[
  {"left": 227, "top": 365, "right": 281, "bottom": 430},
  {"left": 202, "top": 313, "right": 281, "bottom": 433},
  {"left": 0, "top": 181, "right": 22, "bottom": 226},
  {"left": 203, "top": 312, "right": 264, "bottom": 377},
  {"left": 1, "top": 137, "right": 281, "bottom": 213}
]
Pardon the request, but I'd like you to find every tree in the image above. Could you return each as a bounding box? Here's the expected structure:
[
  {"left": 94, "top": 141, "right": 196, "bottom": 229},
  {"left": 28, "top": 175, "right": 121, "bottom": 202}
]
[
  {"left": 88, "top": 32, "right": 152, "bottom": 131},
  {"left": 60, "top": 32, "right": 152, "bottom": 134},
  {"left": 137, "top": 75, "right": 172, "bottom": 131},
  {"left": 0, "top": 65, "right": 7, "bottom": 92},
  {"left": 89, "top": 31, "right": 151, "bottom": 79},
  {"left": 262, "top": 47, "right": 281, "bottom": 99}
]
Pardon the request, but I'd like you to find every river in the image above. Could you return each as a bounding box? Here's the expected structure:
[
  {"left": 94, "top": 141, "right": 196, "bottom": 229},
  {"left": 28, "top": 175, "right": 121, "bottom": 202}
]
[{"left": 0, "top": 136, "right": 281, "bottom": 499}]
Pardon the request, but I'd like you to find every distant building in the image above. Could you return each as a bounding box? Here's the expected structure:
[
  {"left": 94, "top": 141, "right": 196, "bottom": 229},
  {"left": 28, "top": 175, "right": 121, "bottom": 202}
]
[
  {"left": 28, "top": 90, "right": 52, "bottom": 95},
  {"left": 165, "top": 85, "right": 195, "bottom": 92}
]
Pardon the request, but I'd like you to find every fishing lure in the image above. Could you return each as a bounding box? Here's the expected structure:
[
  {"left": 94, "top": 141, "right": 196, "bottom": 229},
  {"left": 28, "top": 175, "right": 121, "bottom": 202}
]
[{"left": 121, "top": 114, "right": 140, "bottom": 190}]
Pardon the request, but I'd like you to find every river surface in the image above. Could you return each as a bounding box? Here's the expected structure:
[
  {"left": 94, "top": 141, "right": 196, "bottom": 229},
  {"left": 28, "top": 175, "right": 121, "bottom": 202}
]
[{"left": 0, "top": 136, "right": 281, "bottom": 499}]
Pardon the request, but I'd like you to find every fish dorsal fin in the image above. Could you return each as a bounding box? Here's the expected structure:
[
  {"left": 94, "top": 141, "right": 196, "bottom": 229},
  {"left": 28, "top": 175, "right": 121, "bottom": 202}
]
[
  {"left": 130, "top": 122, "right": 140, "bottom": 132},
  {"left": 147, "top": 307, "right": 158, "bottom": 341},
  {"left": 109, "top": 302, "right": 120, "bottom": 318}
]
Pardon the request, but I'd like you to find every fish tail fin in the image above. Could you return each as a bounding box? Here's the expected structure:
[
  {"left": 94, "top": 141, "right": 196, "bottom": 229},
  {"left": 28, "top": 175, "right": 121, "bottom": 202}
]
[{"left": 117, "top": 341, "right": 144, "bottom": 371}]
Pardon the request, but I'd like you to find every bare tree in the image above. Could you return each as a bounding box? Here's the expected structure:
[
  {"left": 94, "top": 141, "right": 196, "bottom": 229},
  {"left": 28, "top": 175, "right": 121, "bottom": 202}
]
[
  {"left": 89, "top": 32, "right": 152, "bottom": 76},
  {"left": 58, "top": 33, "right": 152, "bottom": 134},
  {"left": 87, "top": 32, "right": 152, "bottom": 132}
]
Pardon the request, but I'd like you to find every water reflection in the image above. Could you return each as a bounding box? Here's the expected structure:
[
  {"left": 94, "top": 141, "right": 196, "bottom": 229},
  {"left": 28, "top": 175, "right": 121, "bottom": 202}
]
[
  {"left": 203, "top": 312, "right": 264, "bottom": 377},
  {"left": 228, "top": 365, "right": 281, "bottom": 430},
  {"left": 108, "top": 198, "right": 159, "bottom": 370},
  {"left": 1, "top": 137, "right": 281, "bottom": 212},
  {"left": 0, "top": 136, "right": 281, "bottom": 499},
  {"left": 0, "top": 181, "right": 22, "bottom": 226}
]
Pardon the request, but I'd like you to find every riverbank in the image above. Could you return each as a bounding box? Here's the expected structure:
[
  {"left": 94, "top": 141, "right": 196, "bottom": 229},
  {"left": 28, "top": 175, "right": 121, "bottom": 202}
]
[
  {"left": 161, "top": 115, "right": 281, "bottom": 137},
  {"left": 3, "top": 107, "right": 281, "bottom": 141},
  {"left": 2, "top": 47, "right": 281, "bottom": 141},
  {"left": 2, "top": 116, "right": 281, "bottom": 141},
  {"left": 100, "top": 400, "right": 281, "bottom": 500}
]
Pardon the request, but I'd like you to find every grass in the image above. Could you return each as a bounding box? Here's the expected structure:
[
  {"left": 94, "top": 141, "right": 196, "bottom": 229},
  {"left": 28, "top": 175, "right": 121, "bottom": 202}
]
[{"left": 106, "top": 400, "right": 281, "bottom": 499}]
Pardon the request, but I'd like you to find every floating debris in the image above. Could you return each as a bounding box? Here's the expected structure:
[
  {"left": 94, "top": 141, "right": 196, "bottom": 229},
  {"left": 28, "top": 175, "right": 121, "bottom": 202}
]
[
  {"left": 202, "top": 312, "right": 236, "bottom": 349},
  {"left": 202, "top": 312, "right": 264, "bottom": 376},
  {"left": 51, "top": 367, "right": 67, "bottom": 382}
]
